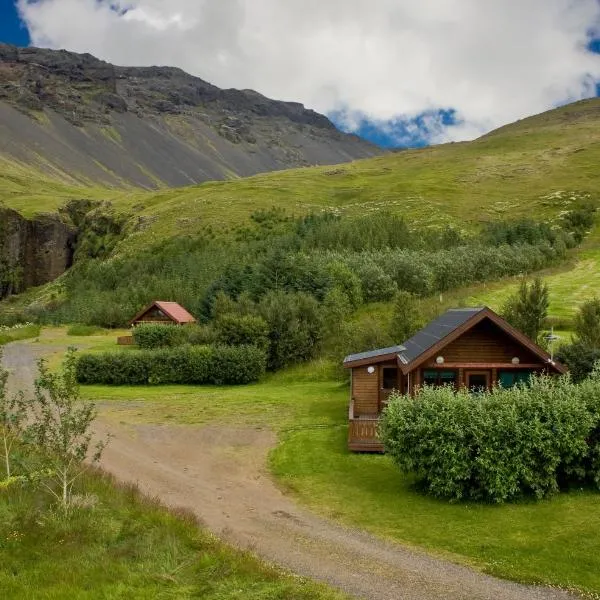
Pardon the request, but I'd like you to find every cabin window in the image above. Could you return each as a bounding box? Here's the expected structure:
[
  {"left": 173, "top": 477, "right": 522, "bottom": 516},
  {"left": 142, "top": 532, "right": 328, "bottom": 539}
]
[
  {"left": 498, "top": 370, "right": 534, "bottom": 388},
  {"left": 382, "top": 367, "right": 398, "bottom": 390},
  {"left": 423, "top": 370, "right": 457, "bottom": 388}
]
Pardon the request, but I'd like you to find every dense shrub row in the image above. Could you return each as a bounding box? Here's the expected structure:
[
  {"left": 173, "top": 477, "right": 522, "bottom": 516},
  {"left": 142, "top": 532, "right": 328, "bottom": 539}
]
[
  {"left": 76, "top": 345, "right": 266, "bottom": 386},
  {"left": 381, "top": 372, "right": 600, "bottom": 503}
]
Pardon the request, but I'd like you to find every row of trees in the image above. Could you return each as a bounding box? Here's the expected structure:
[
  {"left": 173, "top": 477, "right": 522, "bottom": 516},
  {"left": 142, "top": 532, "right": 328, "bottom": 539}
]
[{"left": 4, "top": 207, "right": 589, "bottom": 329}]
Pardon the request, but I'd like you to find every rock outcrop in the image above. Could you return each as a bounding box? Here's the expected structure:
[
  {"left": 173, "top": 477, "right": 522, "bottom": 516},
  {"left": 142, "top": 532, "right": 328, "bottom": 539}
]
[{"left": 0, "top": 208, "right": 75, "bottom": 297}]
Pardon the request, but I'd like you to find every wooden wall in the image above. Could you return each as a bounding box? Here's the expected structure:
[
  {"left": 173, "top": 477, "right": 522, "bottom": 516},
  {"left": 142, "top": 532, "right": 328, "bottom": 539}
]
[
  {"left": 352, "top": 360, "right": 400, "bottom": 416},
  {"left": 352, "top": 366, "right": 379, "bottom": 416},
  {"left": 440, "top": 320, "right": 540, "bottom": 364}
]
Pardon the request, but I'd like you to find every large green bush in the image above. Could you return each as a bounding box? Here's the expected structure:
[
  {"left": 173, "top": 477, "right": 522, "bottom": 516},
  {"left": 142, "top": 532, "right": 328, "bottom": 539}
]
[
  {"left": 214, "top": 314, "right": 269, "bottom": 349},
  {"left": 132, "top": 323, "right": 187, "bottom": 349},
  {"left": 76, "top": 345, "right": 266, "bottom": 386},
  {"left": 380, "top": 373, "right": 600, "bottom": 503}
]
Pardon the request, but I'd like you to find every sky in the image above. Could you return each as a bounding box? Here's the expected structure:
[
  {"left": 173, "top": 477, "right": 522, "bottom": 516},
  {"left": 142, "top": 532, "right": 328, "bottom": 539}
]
[{"left": 1, "top": 1, "right": 600, "bottom": 148}]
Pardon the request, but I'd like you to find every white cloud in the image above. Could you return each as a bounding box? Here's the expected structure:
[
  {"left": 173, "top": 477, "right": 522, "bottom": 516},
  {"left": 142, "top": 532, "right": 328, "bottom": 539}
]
[{"left": 16, "top": 0, "right": 600, "bottom": 143}]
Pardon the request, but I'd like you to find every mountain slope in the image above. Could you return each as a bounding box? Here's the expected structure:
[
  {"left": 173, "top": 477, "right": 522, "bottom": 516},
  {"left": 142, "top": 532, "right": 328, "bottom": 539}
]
[
  {"left": 0, "top": 44, "right": 380, "bottom": 188},
  {"left": 101, "top": 97, "right": 600, "bottom": 250}
]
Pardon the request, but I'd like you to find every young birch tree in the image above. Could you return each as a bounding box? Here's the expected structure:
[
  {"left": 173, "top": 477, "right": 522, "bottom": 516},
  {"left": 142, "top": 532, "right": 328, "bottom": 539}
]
[
  {"left": 27, "top": 349, "right": 109, "bottom": 511},
  {"left": 0, "top": 350, "right": 27, "bottom": 482}
]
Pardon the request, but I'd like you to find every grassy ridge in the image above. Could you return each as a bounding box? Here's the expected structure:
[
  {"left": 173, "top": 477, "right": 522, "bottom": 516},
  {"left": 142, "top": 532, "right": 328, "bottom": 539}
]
[{"left": 2, "top": 98, "right": 600, "bottom": 245}]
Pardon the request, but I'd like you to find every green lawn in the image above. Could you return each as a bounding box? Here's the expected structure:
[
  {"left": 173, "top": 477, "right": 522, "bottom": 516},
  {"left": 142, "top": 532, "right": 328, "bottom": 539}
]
[
  {"left": 0, "top": 468, "right": 344, "bottom": 600},
  {"left": 72, "top": 354, "right": 600, "bottom": 597}
]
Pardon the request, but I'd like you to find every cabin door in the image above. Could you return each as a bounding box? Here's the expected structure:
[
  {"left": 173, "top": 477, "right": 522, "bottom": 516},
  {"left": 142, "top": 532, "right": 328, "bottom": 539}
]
[
  {"left": 379, "top": 366, "right": 399, "bottom": 410},
  {"left": 465, "top": 370, "right": 491, "bottom": 393}
]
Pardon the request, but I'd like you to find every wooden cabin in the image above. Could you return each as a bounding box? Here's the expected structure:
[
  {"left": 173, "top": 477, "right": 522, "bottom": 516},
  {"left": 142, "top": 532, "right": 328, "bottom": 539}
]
[
  {"left": 129, "top": 301, "right": 197, "bottom": 326},
  {"left": 344, "top": 307, "right": 567, "bottom": 452},
  {"left": 117, "top": 301, "right": 197, "bottom": 345}
]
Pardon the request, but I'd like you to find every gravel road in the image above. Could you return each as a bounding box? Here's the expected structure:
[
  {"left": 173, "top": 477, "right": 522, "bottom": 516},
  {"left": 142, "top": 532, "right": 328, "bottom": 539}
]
[{"left": 2, "top": 337, "right": 577, "bottom": 600}]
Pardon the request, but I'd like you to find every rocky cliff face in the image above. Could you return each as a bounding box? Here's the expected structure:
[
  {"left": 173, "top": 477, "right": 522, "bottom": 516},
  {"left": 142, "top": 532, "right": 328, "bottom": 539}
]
[
  {"left": 0, "top": 208, "right": 75, "bottom": 297},
  {"left": 0, "top": 44, "right": 381, "bottom": 188}
]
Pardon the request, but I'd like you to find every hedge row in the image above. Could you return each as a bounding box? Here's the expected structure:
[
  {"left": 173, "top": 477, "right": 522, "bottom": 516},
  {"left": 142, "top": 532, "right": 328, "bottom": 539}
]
[
  {"left": 380, "top": 373, "right": 600, "bottom": 503},
  {"left": 76, "top": 345, "right": 266, "bottom": 386}
]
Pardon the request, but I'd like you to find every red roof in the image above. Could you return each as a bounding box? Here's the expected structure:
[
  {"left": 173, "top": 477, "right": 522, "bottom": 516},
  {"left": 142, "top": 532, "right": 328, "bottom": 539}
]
[{"left": 129, "top": 301, "right": 197, "bottom": 325}]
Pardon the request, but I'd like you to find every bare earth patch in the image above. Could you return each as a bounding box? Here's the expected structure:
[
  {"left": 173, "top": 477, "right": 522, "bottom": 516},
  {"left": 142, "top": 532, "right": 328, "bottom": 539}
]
[{"left": 3, "top": 338, "right": 576, "bottom": 600}]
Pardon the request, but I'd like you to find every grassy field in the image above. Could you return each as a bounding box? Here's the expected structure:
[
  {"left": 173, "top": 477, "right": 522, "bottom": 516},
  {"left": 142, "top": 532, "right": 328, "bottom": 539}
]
[
  {"left": 0, "top": 468, "right": 344, "bottom": 600},
  {"left": 60, "top": 342, "right": 600, "bottom": 597},
  {"left": 0, "top": 323, "right": 41, "bottom": 345}
]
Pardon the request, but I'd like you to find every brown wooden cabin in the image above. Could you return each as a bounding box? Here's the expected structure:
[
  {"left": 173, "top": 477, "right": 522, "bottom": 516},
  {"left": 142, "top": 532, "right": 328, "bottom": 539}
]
[
  {"left": 344, "top": 307, "right": 567, "bottom": 453},
  {"left": 118, "top": 301, "right": 197, "bottom": 345},
  {"left": 129, "top": 301, "right": 197, "bottom": 326}
]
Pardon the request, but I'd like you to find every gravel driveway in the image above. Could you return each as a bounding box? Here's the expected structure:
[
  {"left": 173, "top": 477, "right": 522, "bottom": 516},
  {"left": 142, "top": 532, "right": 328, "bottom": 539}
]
[{"left": 2, "top": 337, "right": 577, "bottom": 600}]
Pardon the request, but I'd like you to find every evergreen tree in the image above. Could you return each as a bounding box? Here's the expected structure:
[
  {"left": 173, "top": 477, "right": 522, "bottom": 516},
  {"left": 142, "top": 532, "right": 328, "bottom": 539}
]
[
  {"left": 389, "top": 291, "right": 423, "bottom": 343},
  {"left": 573, "top": 298, "right": 600, "bottom": 348},
  {"left": 501, "top": 277, "right": 549, "bottom": 342}
]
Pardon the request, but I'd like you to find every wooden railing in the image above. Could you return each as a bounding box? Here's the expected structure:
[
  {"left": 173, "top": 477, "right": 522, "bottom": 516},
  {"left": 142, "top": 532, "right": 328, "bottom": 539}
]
[{"left": 348, "top": 398, "right": 384, "bottom": 453}]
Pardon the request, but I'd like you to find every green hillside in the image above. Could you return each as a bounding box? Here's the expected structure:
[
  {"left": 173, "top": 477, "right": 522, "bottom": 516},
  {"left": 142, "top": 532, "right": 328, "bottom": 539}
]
[
  {"left": 1, "top": 97, "right": 600, "bottom": 328},
  {"left": 3, "top": 98, "right": 600, "bottom": 251}
]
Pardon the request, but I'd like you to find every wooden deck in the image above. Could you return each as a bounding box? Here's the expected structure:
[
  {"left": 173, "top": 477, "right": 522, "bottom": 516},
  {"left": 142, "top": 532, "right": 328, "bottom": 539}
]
[{"left": 348, "top": 398, "right": 384, "bottom": 453}]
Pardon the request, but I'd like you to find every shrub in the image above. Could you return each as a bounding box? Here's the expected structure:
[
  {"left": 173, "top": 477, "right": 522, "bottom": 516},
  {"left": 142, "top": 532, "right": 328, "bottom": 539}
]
[
  {"left": 214, "top": 314, "right": 269, "bottom": 349},
  {"left": 556, "top": 342, "right": 600, "bottom": 383},
  {"left": 184, "top": 324, "right": 217, "bottom": 346},
  {"left": 258, "top": 291, "right": 324, "bottom": 371},
  {"left": 212, "top": 345, "right": 267, "bottom": 385},
  {"left": 573, "top": 297, "right": 600, "bottom": 348},
  {"left": 132, "top": 323, "right": 186, "bottom": 349},
  {"left": 75, "top": 344, "right": 266, "bottom": 386},
  {"left": 380, "top": 374, "right": 600, "bottom": 503}
]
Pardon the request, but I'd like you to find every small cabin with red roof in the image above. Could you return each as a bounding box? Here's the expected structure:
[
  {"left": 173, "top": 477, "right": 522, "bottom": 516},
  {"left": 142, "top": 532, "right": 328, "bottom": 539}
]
[
  {"left": 117, "top": 301, "right": 196, "bottom": 345},
  {"left": 344, "top": 306, "right": 567, "bottom": 453},
  {"left": 129, "top": 301, "right": 197, "bottom": 326}
]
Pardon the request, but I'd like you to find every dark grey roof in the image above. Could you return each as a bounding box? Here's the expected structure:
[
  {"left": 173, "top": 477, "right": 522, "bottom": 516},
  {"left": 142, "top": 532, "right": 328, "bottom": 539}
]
[
  {"left": 398, "top": 308, "right": 485, "bottom": 365},
  {"left": 344, "top": 345, "right": 406, "bottom": 365}
]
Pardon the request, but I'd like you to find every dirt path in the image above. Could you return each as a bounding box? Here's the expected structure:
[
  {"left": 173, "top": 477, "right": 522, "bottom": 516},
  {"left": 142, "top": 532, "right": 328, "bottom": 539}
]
[{"left": 2, "top": 338, "right": 577, "bottom": 600}]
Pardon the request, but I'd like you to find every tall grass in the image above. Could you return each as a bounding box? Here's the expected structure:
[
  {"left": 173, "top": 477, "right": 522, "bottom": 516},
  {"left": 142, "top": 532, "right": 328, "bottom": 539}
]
[
  {"left": 0, "top": 323, "right": 40, "bottom": 345},
  {"left": 0, "top": 468, "right": 343, "bottom": 600}
]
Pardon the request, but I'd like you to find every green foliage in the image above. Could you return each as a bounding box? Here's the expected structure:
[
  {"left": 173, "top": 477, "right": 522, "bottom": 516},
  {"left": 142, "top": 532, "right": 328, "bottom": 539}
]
[
  {"left": 76, "top": 344, "right": 267, "bottom": 386},
  {"left": 0, "top": 350, "right": 27, "bottom": 480},
  {"left": 483, "top": 219, "right": 574, "bottom": 248},
  {"left": 381, "top": 374, "right": 600, "bottom": 503},
  {"left": 132, "top": 323, "right": 186, "bottom": 349},
  {"left": 573, "top": 297, "right": 600, "bottom": 348},
  {"left": 322, "top": 287, "right": 352, "bottom": 339},
  {"left": 0, "top": 323, "right": 41, "bottom": 345},
  {"left": 215, "top": 314, "right": 269, "bottom": 349},
  {"left": 16, "top": 206, "right": 580, "bottom": 331},
  {"left": 556, "top": 298, "right": 600, "bottom": 382},
  {"left": 561, "top": 203, "right": 597, "bottom": 244},
  {"left": 389, "top": 291, "right": 423, "bottom": 343},
  {"left": 501, "top": 277, "right": 549, "bottom": 342},
  {"left": 556, "top": 342, "right": 600, "bottom": 383},
  {"left": 27, "top": 350, "right": 109, "bottom": 510},
  {"left": 59, "top": 199, "right": 127, "bottom": 261},
  {"left": 258, "top": 291, "right": 324, "bottom": 371}
]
